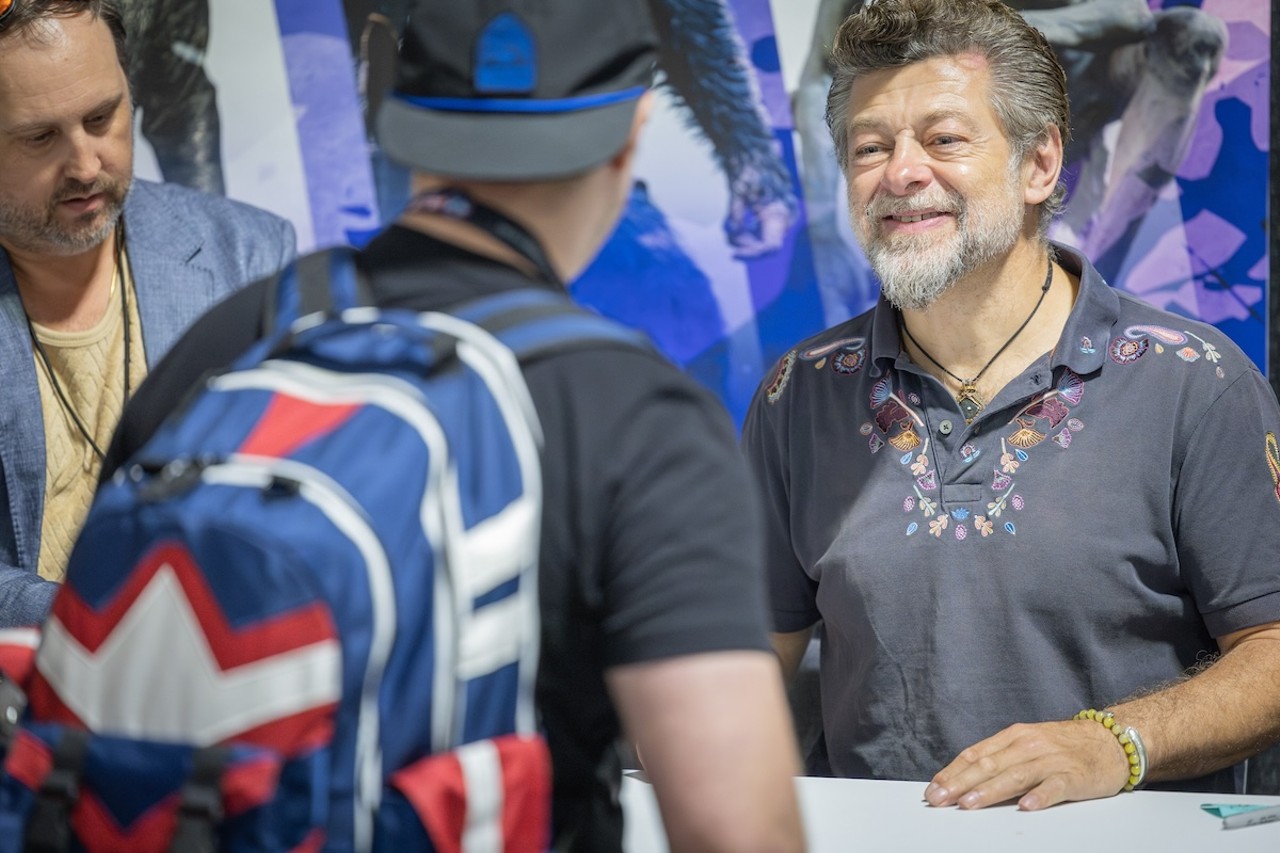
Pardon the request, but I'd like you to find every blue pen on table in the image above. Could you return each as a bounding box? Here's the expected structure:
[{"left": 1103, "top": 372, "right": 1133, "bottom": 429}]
[{"left": 1201, "top": 803, "right": 1280, "bottom": 829}]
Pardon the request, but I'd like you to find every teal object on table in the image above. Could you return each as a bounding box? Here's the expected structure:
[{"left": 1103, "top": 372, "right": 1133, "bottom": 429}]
[
  {"left": 1202, "top": 803, "right": 1280, "bottom": 829},
  {"left": 1201, "top": 804, "right": 1272, "bottom": 818}
]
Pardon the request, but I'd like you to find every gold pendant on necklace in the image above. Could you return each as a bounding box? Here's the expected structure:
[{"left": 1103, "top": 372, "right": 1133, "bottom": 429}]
[{"left": 956, "top": 382, "right": 984, "bottom": 424}]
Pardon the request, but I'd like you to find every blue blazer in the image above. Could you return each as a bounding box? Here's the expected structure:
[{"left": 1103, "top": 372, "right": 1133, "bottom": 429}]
[{"left": 0, "top": 179, "right": 296, "bottom": 626}]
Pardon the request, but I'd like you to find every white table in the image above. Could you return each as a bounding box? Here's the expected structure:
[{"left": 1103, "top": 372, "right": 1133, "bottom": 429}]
[{"left": 622, "top": 774, "right": 1280, "bottom": 851}]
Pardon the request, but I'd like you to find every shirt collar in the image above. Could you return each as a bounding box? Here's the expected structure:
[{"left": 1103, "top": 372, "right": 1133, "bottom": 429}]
[
  {"left": 867, "top": 240, "right": 1119, "bottom": 376},
  {"left": 1050, "top": 241, "right": 1117, "bottom": 375},
  {"left": 868, "top": 292, "right": 904, "bottom": 376}
]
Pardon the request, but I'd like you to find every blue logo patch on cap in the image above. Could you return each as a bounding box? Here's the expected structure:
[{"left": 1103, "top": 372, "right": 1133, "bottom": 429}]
[{"left": 474, "top": 12, "right": 536, "bottom": 94}]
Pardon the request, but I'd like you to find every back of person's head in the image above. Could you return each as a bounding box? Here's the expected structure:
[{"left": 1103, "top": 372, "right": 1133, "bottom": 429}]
[
  {"left": 0, "top": 0, "right": 125, "bottom": 67},
  {"left": 376, "top": 0, "right": 659, "bottom": 182},
  {"left": 826, "top": 0, "right": 1069, "bottom": 218}
]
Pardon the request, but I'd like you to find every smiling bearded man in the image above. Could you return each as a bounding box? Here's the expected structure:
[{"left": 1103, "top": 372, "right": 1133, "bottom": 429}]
[{"left": 744, "top": 0, "right": 1280, "bottom": 816}]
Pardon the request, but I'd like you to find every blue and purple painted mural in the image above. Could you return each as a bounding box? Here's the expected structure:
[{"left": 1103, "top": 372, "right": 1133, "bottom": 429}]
[{"left": 133, "top": 0, "right": 1271, "bottom": 427}]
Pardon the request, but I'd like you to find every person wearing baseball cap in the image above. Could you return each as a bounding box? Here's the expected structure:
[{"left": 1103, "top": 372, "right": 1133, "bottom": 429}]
[
  {"left": 377, "top": 0, "right": 658, "bottom": 181},
  {"left": 104, "top": 1, "right": 805, "bottom": 849}
]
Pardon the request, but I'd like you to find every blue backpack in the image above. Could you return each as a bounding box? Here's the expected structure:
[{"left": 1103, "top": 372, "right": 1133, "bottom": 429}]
[{"left": 0, "top": 248, "right": 647, "bottom": 852}]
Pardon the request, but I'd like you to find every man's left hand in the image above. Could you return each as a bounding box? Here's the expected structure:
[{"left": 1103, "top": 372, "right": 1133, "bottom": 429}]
[{"left": 924, "top": 719, "right": 1133, "bottom": 810}]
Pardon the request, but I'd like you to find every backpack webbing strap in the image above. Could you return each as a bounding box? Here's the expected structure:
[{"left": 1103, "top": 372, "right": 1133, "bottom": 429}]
[
  {"left": 294, "top": 251, "right": 340, "bottom": 319},
  {"left": 261, "top": 248, "right": 376, "bottom": 339},
  {"left": 23, "top": 728, "right": 90, "bottom": 853},
  {"left": 454, "top": 288, "right": 654, "bottom": 364},
  {"left": 167, "top": 746, "right": 228, "bottom": 853}
]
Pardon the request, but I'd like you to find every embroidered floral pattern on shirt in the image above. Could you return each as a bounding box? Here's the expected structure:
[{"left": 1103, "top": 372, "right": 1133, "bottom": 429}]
[
  {"left": 866, "top": 367, "right": 1093, "bottom": 540},
  {"left": 831, "top": 349, "right": 865, "bottom": 375},
  {"left": 869, "top": 375, "right": 925, "bottom": 452},
  {"left": 1267, "top": 432, "right": 1280, "bottom": 505},
  {"left": 870, "top": 368, "right": 1087, "bottom": 541},
  {"left": 862, "top": 371, "right": 956, "bottom": 535},
  {"left": 1126, "top": 325, "right": 1186, "bottom": 345},
  {"left": 1109, "top": 324, "right": 1223, "bottom": 372},
  {"left": 862, "top": 371, "right": 960, "bottom": 536},
  {"left": 765, "top": 350, "right": 796, "bottom": 404},
  {"left": 1109, "top": 337, "right": 1148, "bottom": 364},
  {"left": 978, "top": 371, "right": 1085, "bottom": 536},
  {"left": 799, "top": 337, "right": 866, "bottom": 376},
  {"left": 1006, "top": 370, "right": 1084, "bottom": 450}
]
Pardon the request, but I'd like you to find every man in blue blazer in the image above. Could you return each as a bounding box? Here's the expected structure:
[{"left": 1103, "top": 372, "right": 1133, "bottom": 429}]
[{"left": 0, "top": 0, "right": 295, "bottom": 626}]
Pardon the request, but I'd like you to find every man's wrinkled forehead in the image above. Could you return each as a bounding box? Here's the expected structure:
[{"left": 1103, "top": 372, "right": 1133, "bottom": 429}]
[{"left": 845, "top": 52, "right": 997, "bottom": 126}]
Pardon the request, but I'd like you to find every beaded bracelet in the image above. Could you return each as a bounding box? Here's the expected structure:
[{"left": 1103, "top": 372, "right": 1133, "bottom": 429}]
[{"left": 1074, "top": 708, "right": 1147, "bottom": 791}]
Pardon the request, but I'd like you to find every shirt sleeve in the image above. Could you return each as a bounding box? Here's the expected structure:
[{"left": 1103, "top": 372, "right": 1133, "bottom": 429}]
[
  {"left": 560, "top": 351, "right": 774, "bottom": 666},
  {"left": 1172, "top": 366, "right": 1280, "bottom": 637},
  {"left": 741, "top": 358, "right": 821, "bottom": 634}
]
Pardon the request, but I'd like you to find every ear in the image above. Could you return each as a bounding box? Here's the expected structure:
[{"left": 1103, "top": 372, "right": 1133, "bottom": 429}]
[
  {"left": 1023, "top": 124, "right": 1063, "bottom": 206},
  {"left": 609, "top": 90, "right": 655, "bottom": 171}
]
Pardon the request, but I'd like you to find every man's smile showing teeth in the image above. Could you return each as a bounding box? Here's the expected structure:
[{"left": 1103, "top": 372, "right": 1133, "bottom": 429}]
[{"left": 889, "top": 212, "right": 945, "bottom": 223}]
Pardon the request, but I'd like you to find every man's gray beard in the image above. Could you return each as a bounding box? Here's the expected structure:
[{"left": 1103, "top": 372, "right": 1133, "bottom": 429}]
[
  {"left": 858, "top": 177, "right": 1024, "bottom": 312},
  {"left": 868, "top": 238, "right": 970, "bottom": 312}
]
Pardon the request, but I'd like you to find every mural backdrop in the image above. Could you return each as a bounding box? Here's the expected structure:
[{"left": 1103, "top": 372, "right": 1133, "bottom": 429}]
[{"left": 131, "top": 0, "right": 1272, "bottom": 427}]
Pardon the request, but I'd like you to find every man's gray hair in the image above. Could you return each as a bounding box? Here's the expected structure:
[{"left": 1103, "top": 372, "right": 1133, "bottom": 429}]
[{"left": 826, "top": 0, "right": 1070, "bottom": 229}]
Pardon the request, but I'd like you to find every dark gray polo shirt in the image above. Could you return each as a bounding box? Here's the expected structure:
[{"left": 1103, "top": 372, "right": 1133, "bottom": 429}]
[{"left": 743, "top": 243, "right": 1280, "bottom": 789}]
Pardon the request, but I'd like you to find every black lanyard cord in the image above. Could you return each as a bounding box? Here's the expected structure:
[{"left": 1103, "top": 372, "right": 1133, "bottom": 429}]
[
  {"left": 23, "top": 228, "right": 130, "bottom": 462},
  {"left": 403, "top": 188, "right": 562, "bottom": 287}
]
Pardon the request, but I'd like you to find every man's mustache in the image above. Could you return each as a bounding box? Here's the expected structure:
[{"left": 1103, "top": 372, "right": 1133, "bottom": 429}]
[
  {"left": 865, "top": 189, "right": 962, "bottom": 220},
  {"left": 53, "top": 179, "right": 119, "bottom": 204}
]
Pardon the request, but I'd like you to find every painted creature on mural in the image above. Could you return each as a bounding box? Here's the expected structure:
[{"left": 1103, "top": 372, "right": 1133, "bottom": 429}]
[
  {"left": 573, "top": 0, "right": 801, "bottom": 381},
  {"left": 120, "top": 0, "right": 225, "bottom": 195}
]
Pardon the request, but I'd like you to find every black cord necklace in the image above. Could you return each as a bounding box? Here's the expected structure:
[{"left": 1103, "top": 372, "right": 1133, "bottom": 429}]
[
  {"left": 403, "top": 187, "right": 562, "bottom": 286},
  {"left": 900, "top": 254, "right": 1053, "bottom": 424},
  {"left": 23, "top": 227, "right": 130, "bottom": 462}
]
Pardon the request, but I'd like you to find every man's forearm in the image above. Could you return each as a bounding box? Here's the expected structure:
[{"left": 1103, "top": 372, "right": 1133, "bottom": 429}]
[
  {"left": 1111, "top": 623, "right": 1280, "bottom": 783},
  {"left": 926, "top": 624, "right": 1280, "bottom": 810},
  {"left": 608, "top": 651, "right": 805, "bottom": 852}
]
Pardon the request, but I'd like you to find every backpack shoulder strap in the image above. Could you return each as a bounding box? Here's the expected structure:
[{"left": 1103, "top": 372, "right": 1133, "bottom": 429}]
[
  {"left": 451, "top": 288, "right": 655, "bottom": 364},
  {"left": 261, "top": 247, "right": 376, "bottom": 338},
  {"left": 263, "top": 252, "right": 654, "bottom": 368}
]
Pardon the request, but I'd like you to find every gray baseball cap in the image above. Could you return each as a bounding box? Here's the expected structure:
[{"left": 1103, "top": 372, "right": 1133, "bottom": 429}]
[{"left": 377, "top": 0, "right": 659, "bottom": 181}]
